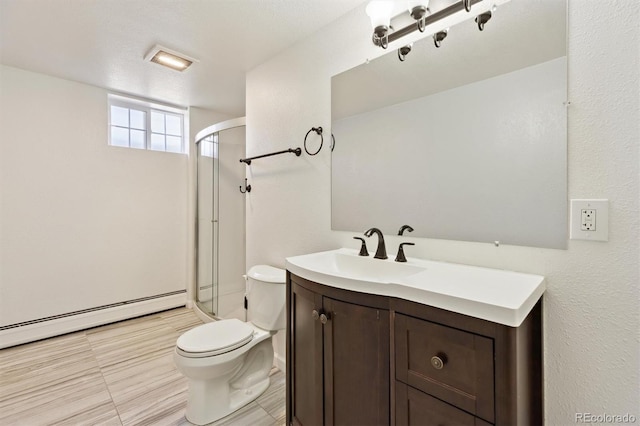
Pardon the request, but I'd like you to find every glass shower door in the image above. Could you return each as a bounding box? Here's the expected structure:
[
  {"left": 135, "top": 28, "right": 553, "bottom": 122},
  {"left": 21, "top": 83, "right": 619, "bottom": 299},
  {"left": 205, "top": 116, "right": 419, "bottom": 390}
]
[{"left": 196, "top": 134, "right": 219, "bottom": 316}]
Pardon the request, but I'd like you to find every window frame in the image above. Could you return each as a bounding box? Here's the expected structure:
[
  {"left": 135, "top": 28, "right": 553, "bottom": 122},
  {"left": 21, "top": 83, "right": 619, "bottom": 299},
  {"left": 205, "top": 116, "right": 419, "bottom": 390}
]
[{"left": 108, "top": 94, "right": 188, "bottom": 154}]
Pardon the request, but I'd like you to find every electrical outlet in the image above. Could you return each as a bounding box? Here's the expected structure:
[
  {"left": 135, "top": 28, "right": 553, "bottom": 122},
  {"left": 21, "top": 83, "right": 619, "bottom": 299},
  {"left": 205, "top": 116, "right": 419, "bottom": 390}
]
[
  {"left": 581, "top": 209, "right": 596, "bottom": 231},
  {"left": 570, "top": 199, "right": 608, "bottom": 241}
]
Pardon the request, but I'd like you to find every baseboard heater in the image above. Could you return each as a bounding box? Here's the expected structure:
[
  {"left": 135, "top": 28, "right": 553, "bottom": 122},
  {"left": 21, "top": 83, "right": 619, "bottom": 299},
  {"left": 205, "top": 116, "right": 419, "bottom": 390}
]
[{"left": 0, "top": 290, "right": 187, "bottom": 349}]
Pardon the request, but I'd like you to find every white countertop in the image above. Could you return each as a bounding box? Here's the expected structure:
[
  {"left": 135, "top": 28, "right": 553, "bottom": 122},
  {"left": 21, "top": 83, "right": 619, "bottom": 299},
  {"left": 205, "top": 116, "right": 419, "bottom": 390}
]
[{"left": 285, "top": 248, "right": 545, "bottom": 327}]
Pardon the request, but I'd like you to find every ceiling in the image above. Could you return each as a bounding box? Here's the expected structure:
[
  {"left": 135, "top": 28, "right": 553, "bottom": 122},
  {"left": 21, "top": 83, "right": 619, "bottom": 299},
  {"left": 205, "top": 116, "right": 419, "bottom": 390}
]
[{"left": 0, "top": 0, "right": 366, "bottom": 116}]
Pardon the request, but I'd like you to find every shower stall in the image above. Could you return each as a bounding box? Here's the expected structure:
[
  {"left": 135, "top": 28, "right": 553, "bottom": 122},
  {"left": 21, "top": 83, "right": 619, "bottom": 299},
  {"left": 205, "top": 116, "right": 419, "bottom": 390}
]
[{"left": 194, "top": 117, "right": 246, "bottom": 320}]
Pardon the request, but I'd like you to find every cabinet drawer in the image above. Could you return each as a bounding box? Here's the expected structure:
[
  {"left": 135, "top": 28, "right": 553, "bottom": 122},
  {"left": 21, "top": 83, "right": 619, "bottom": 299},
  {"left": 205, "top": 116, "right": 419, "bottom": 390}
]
[
  {"left": 395, "top": 314, "right": 495, "bottom": 423},
  {"left": 396, "top": 381, "right": 492, "bottom": 426}
]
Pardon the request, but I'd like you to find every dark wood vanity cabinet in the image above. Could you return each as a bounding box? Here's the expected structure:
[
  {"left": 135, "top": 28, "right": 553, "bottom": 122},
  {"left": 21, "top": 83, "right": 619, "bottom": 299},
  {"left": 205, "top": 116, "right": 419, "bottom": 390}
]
[
  {"left": 288, "top": 278, "right": 323, "bottom": 425},
  {"left": 287, "top": 273, "right": 390, "bottom": 426},
  {"left": 286, "top": 272, "right": 543, "bottom": 426}
]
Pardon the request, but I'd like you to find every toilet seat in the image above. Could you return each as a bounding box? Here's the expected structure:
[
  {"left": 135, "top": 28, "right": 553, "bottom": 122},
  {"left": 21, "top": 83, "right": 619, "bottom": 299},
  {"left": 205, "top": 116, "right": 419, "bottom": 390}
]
[{"left": 176, "top": 319, "right": 254, "bottom": 358}]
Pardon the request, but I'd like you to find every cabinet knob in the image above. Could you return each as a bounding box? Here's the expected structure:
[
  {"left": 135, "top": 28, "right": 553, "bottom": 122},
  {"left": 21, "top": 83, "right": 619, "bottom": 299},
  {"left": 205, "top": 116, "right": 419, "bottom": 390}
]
[
  {"left": 430, "top": 354, "right": 447, "bottom": 370},
  {"left": 312, "top": 309, "right": 319, "bottom": 320},
  {"left": 320, "top": 313, "right": 329, "bottom": 324}
]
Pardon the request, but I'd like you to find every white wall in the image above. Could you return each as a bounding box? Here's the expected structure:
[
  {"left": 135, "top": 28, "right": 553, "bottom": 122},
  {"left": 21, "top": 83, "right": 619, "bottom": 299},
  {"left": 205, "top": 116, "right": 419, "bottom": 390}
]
[
  {"left": 0, "top": 66, "right": 220, "bottom": 328},
  {"left": 217, "top": 127, "right": 247, "bottom": 320},
  {"left": 246, "top": 1, "right": 639, "bottom": 423}
]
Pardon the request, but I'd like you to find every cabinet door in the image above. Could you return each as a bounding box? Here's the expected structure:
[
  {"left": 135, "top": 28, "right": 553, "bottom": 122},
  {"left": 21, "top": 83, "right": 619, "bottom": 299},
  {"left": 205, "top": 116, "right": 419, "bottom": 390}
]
[
  {"left": 323, "top": 297, "right": 390, "bottom": 426},
  {"left": 396, "top": 382, "right": 492, "bottom": 426},
  {"left": 290, "top": 282, "right": 324, "bottom": 426}
]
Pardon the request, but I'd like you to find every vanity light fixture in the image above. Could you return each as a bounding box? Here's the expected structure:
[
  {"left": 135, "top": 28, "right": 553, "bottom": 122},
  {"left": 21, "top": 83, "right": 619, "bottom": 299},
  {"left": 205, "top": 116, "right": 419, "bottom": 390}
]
[
  {"left": 433, "top": 29, "right": 448, "bottom": 48},
  {"left": 408, "top": 1, "right": 430, "bottom": 32},
  {"left": 367, "top": 0, "right": 497, "bottom": 50},
  {"left": 397, "top": 43, "right": 413, "bottom": 61},
  {"left": 366, "top": 0, "right": 395, "bottom": 49},
  {"left": 144, "top": 44, "right": 199, "bottom": 72},
  {"left": 475, "top": 10, "right": 492, "bottom": 31}
]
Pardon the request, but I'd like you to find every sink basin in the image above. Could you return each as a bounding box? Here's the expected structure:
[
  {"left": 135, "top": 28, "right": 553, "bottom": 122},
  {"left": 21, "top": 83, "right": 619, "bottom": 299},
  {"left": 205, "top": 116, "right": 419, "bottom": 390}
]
[
  {"left": 285, "top": 248, "right": 425, "bottom": 285},
  {"left": 285, "top": 248, "right": 546, "bottom": 327},
  {"left": 333, "top": 251, "right": 426, "bottom": 281}
]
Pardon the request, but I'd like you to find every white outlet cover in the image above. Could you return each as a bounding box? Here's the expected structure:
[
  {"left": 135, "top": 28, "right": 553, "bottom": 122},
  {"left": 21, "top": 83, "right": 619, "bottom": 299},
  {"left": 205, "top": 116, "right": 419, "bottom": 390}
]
[{"left": 570, "top": 199, "right": 609, "bottom": 241}]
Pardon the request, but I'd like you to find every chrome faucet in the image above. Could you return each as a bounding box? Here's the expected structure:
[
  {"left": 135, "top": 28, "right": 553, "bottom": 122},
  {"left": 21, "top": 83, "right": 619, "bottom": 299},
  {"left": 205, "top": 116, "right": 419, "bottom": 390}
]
[{"left": 364, "top": 228, "right": 387, "bottom": 259}]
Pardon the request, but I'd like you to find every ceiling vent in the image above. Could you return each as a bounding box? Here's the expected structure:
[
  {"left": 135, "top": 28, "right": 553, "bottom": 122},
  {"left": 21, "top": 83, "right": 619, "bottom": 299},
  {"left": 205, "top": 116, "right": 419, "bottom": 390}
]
[{"left": 144, "top": 44, "right": 198, "bottom": 72}]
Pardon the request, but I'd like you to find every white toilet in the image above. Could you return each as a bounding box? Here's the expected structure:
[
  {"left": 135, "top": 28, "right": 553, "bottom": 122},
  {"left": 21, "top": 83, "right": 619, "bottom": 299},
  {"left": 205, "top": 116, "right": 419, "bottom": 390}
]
[{"left": 174, "top": 265, "right": 286, "bottom": 425}]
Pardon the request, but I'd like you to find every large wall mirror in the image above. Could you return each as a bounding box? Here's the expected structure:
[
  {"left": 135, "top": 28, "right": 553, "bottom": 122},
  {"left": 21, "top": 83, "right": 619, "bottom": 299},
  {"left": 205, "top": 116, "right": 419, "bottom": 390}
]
[{"left": 331, "top": 0, "right": 567, "bottom": 249}]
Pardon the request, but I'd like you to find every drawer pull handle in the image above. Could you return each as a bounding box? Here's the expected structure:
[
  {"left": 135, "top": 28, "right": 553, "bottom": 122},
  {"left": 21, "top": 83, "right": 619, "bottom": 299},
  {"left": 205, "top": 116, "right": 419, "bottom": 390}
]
[
  {"left": 320, "top": 313, "right": 329, "bottom": 324},
  {"left": 431, "top": 354, "right": 447, "bottom": 370},
  {"left": 312, "top": 309, "right": 320, "bottom": 320}
]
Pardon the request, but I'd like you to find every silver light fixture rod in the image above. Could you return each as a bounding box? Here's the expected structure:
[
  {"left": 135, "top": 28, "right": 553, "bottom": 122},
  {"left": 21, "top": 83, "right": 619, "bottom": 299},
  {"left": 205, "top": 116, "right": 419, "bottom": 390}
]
[{"left": 374, "top": 0, "right": 484, "bottom": 47}]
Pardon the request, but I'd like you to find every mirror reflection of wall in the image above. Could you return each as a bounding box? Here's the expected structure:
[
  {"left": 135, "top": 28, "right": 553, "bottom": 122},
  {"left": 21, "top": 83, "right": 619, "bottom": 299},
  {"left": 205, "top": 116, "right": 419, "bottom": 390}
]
[{"left": 331, "top": 0, "right": 568, "bottom": 249}]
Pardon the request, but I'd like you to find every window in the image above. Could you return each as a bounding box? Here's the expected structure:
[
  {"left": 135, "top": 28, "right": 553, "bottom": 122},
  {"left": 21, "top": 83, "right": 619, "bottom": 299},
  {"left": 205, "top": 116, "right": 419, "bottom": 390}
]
[{"left": 108, "top": 94, "right": 187, "bottom": 153}]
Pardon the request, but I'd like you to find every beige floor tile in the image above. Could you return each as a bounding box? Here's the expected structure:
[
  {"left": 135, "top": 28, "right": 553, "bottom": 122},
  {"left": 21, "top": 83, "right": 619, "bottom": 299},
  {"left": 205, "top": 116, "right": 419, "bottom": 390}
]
[
  {"left": 117, "top": 379, "right": 189, "bottom": 426},
  {"left": 159, "top": 308, "right": 205, "bottom": 334},
  {"left": 0, "top": 333, "right": 94, "bottom": 397},
  {"left": 87, "top": 317, "right": 179, "bottom": 370},
  {"left": 256, "top": 370, "right": 285, "bottom": 420},
  {"left": 0, "top": 308, "right": 285, "bottom": 426},
  {"left": 0, "top": 331, "right": 120, "bottom": 425},
  {"left": 103, "top": 353, "right": 189, "bottom": 425},
  {"left": 210, "top": 401, "right": 278, "bottom": 426},
  {"left": 0, "top": 367, "right": 119, "bottom": 425}
]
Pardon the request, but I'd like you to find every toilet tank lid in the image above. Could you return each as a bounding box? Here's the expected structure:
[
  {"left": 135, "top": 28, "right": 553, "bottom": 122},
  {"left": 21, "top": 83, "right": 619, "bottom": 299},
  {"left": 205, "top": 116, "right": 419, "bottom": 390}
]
[{"left": 248, "top": 265, "right": 286, "bottom": 283}]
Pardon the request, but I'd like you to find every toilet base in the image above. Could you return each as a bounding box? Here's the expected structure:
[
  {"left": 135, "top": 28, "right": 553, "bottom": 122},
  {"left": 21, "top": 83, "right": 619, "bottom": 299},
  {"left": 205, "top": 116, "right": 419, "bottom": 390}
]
[
  {"left": 185, "top": 376, "right": 270, "bottom": 425},
  {"left": 179, "top": 337, "right": 274, "bottom": 425}
]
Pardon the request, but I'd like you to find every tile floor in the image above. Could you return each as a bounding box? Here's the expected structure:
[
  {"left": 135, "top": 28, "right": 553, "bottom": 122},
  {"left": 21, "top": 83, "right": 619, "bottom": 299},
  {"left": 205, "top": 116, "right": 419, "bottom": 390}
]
[{"left": 0, "top": 308, "right": 285, "bottom": 426}]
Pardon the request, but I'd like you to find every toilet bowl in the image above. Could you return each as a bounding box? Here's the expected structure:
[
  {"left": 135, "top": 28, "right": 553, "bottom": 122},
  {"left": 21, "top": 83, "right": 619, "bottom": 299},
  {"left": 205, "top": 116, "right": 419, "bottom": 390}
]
[{"left": 174, "top": 265, "right": 286, "bottom": 425}]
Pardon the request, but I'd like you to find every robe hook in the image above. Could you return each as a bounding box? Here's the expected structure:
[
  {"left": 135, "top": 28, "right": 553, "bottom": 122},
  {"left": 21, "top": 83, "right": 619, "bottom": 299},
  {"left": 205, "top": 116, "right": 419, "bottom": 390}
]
[{"left": 239, "top": 178, "right": 251, "bottom": 194}]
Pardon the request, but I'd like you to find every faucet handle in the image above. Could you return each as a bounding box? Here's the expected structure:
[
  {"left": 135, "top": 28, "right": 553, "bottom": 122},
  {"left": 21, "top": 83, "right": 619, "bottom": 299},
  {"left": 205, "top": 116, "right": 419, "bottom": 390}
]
[
  {"left": 398, "top": 225, "right": 414, "bottom": 236},
  {"left": 353, "top": 237, "right": 369, "bottom": 256},
  {"left": 395, "top": 242, "right": 415, "bottom": 262}
]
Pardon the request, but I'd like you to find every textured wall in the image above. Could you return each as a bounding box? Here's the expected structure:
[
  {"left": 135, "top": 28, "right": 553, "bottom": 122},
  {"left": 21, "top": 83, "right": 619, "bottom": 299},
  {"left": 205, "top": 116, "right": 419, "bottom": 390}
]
[
  {"left": 0, "top": 66, "right": 189, "bottom": 325},
  {"left": 246, "top": 0, "right": 639, "bottom": 422}
]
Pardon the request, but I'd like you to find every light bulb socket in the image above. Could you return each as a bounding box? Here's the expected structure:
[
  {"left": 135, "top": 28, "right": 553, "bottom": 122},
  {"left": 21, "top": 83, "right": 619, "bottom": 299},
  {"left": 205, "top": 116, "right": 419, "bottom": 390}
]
[
  {"left": 372, "top": 25, "right": 391, "bottom": 49},
  {"left": 409, "top": 5, "right": 428, "bottom": 20},
  {"left": 373, "top": 25, "right": 389, "bottom": 39},
  {"left": 397, "top": 44, "right": 412, "bottom": 61},
  {"left": 399, "top": 46, "right": 412, "bottom": 55},
  {"left": 475, "top": 11, "right": 492, "bottom": 31},
  {"left": 433, "top": 30, "right": 448, "bottom": 48}
]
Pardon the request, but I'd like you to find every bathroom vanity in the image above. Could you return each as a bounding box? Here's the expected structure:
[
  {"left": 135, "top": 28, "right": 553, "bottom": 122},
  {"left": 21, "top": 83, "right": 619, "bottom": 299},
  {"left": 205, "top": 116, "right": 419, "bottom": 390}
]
[{"left": 285, "top": 249, "right": 544, "bottom": 426}]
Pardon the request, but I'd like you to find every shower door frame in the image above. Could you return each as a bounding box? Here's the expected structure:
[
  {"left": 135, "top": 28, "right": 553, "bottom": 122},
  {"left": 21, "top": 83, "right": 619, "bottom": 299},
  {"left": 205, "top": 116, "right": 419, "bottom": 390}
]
[{"left": 194, "top": 117, "right": 246, "bottom": 319}]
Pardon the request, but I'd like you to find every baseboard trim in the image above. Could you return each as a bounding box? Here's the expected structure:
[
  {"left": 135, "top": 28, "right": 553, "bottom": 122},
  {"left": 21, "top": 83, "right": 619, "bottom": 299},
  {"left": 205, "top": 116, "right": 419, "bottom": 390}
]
[{"left": 0, "top": 293, "right": 186, "bottom": 349}]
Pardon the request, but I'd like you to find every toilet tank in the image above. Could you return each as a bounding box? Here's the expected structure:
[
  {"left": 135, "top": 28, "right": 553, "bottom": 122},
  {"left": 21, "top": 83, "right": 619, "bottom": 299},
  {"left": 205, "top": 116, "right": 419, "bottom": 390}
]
[{"left": 246, "top": 265, "right": 286, "bottom": 331}]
